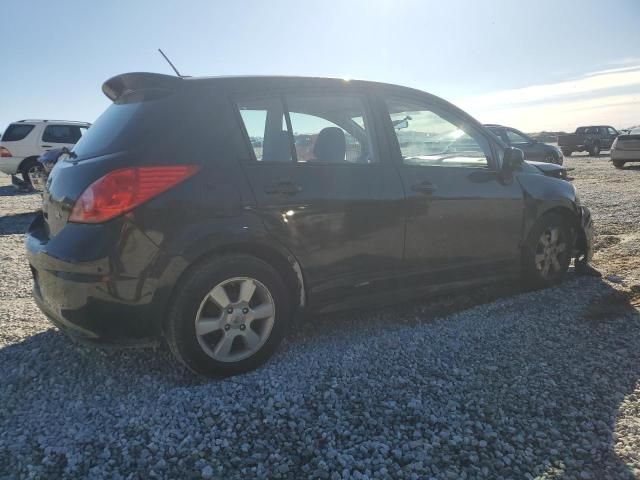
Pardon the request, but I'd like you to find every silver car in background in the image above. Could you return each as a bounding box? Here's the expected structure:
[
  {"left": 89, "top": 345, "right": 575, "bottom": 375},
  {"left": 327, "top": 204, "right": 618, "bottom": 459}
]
[{"left": 611, "top": 127, "right": 640, "bottom": 168}]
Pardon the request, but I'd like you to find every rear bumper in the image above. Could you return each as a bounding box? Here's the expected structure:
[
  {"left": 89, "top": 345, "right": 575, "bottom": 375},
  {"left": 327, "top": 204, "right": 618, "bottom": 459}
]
[
  {"left": 611, "top": 149, "right": 640, "bottom": 161},
  {"left": 25, "top": 212, "right": 170, "bottom": 343},
  {"left": 0, "top": 157, "right": 24, "bottom": 175}
]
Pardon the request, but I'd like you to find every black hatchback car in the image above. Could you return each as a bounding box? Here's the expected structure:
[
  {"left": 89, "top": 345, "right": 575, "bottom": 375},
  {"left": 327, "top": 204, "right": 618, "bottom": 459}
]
[
  {"left": 26, "top": 73, "right": 593, "bottom": 376},
  {"left": 485, "top": 124, "right": 564, "bottom": 165}
]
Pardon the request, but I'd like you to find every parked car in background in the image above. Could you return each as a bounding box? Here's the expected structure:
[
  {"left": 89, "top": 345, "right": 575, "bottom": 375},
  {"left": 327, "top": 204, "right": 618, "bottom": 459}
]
[
  {"left": 28, "top": 147, "right": 70, "bottom": 192},
  {"left": 557, "top": 125, "right": 618, "bottom": 156},
  {"left": 0, "top": 119, "right": 90, "bottom": 186},
  {"left": 26, "top": 73, "right": 594, "bottom": 377},
  {"left": 611, "top": 127, "right": 640, "bottom": 168},
  {"left": 485, "top": 124, "right": 563, "bottom": 165}
]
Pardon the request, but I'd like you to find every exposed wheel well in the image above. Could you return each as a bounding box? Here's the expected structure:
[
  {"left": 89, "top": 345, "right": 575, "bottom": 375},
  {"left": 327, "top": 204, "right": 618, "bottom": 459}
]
[
  {"left": 165, "top": 243, "right": 306, "bottom": 328},
  {"left": 18, "top": 156, "right": 40, "bottom": 173}
]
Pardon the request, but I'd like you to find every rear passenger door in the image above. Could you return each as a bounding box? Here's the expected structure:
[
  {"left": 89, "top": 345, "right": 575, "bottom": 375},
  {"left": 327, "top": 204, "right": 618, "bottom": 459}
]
[
  {"left": 378, "top": 94, "right": 524, "bottom": 283},
  {"left": 41, "top": 124, "right": 86, "bottom": 151},
  {"left": 235, "top": 89, "right": 406, "bottom": 307}
]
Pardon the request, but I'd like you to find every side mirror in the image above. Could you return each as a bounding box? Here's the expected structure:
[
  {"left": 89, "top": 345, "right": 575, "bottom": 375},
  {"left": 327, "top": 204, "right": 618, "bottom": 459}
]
[{"left": 502, "top": 147, "right": 524, "bottom": 173}]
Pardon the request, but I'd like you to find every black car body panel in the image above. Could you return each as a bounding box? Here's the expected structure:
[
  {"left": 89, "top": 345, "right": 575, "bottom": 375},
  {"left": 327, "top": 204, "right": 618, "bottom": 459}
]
[{"left": 25, "top": 73, "right": 594, "bottom": 343}]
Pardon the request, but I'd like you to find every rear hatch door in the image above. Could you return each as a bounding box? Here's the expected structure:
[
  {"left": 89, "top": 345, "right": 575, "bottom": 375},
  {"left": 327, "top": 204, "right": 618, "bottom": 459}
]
[{"left": 42, "top": 73, "right": 184, "bottom": 238}]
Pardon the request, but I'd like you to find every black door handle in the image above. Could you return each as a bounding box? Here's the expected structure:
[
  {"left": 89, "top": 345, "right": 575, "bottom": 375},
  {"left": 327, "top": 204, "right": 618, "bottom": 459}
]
[
  {"left": 41, "top": 145, "right": 52, "bottom": 148},
  {"left": 265, "top": 182, "right": 302, "bottom": 195},
  {"left": 411, "top": 181, "right": 437, "bottom": 195}
]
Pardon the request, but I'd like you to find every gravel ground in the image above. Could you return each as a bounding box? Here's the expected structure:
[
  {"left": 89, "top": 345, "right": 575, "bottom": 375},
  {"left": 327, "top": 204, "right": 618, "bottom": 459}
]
[{"left": 1, "top": 154, "right": 639, "bottom": 480}]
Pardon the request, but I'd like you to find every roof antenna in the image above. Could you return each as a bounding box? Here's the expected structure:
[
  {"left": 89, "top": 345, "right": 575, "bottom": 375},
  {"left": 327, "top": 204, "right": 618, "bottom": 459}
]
[{"left": 158, "top": 48, "right": 184, "bottom": 77}]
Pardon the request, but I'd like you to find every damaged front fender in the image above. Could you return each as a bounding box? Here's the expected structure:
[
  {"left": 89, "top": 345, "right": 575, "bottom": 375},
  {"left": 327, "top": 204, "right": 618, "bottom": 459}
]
[{"left": 517, "top": 172, "right": 594, "bottom": 263}]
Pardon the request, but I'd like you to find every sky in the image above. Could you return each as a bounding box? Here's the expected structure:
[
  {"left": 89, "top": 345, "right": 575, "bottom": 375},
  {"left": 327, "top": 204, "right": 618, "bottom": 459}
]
[{"left": 1, "top": 0, "right": 639, "bottom": 133}]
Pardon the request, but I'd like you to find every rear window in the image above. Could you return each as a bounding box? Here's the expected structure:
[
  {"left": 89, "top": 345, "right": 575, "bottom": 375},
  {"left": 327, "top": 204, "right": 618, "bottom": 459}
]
[
  {"left": 70, "top": 88, "right": 202, "bottom": 161},
  {"left": 2, "top": 123, "right": 35, "bottom": 141},
  {"left": 71, "top": 103, "right": 144, "bottom": 159}
]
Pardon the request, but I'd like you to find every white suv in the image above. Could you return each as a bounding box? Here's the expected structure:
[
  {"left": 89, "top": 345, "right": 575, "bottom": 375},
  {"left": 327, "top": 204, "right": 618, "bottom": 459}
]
[{"left": 0, "top": 120, "right": 90, "bottom": 184}]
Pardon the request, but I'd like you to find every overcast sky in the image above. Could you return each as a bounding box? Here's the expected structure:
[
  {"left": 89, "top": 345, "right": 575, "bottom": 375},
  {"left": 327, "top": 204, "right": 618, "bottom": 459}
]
[{"left": 1, "top": 0, "right": 638, "bottom": 133}]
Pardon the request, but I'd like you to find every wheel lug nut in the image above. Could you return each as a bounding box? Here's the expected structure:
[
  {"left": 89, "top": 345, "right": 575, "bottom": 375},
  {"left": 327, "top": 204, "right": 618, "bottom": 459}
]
[
  {"left": 240, "top": 324, "right": 246, "bottom": 330},
  {"left": 242, "top": 307, "right": 249, "bottom": 314},
  {"left": 224, "top": 324, "right": 230, "bottom": 331},
  {"left": 227, "top": 307, "right": 233, "bottom": 314}
]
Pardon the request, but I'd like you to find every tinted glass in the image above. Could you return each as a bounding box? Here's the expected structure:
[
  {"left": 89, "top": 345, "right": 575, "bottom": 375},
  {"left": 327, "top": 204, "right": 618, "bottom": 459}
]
[
  {"left": 286, "top": 94, "right": 376, "bottom": 164},
  {"left": 72, "top": 103, "right": 143, "bottom": 159},
  {"left": 236, "top": 94, "right": 376, "bottom": 164},
  {"left": 385, "top": 98, "right": 489, "bottom": 168},
  {"left": 2, "top": 124, "right": 35, "bottom": 141},
  {"left": 608, "top": 127, "right": 617, "bottom": 136},
  {"left": 42, "top": 125, "right": 82, "bottom": 144},
  {"left": 505, "top": 129, "right": 530, "bottom": 145}
]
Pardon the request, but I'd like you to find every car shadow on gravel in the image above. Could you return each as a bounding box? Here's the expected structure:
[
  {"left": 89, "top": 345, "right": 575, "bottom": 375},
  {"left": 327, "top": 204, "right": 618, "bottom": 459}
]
[
  {"left": 0, "top": 185, "right": 35, "bottom": 197},
  {"left": 1, "top": 278, "right": 639, "bottom": 478},
  {"left": 0, "top": 212, "right": 38, "bottom": 235}
]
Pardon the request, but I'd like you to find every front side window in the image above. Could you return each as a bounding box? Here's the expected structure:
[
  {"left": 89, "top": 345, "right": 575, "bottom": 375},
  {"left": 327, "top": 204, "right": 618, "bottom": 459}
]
[
  {"left": 608, "top": 127, "right": 617, "bottom": 136},
  {"left": 2, "top": 123, "right": 35, "bottom": 141},
  {"left": 505, "top": 129, "right": 530, "bottom": 145},
  {"left": 42, "top": 125, "right": 82, "bottom": 144},
  {"left": 385, "top": 97, "right": 489, "bottom": 168}
]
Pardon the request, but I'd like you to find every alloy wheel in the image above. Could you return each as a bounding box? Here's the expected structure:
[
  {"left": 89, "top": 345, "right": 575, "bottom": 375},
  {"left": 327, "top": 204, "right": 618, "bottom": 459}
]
[
  {"left": 534, "top": 227, "right": 567, "bottom": 279},
  {"left": 194, "top": 277, "right": 276, "bottom": 362}
]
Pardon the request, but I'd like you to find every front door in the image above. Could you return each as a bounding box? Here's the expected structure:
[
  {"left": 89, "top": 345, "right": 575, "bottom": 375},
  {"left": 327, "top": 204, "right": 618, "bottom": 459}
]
[
  {"left": 379, "top": 94, "right": 524, "bottom": 284},
  {"left": 604, "top": 127, "right": 619, "bottom": 150},
  {"left": 235, "top": 90, "right": 406, "bottom": 306}
]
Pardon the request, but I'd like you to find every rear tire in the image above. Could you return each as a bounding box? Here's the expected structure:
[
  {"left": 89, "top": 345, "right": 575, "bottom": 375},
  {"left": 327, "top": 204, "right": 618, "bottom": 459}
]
[
  {"left": 522, "top": 213, "right": 572, "bottom": 289},
  {"left": 613, "top": 160, "right": 625, "bottom": 169},
  {"left": 561, "top": 149, "right": 572, "bottom": 157},
  {"left": 19, "top": 158, "right": 39, "bottom": 185},
  {"left": 165, "top": 254, "right": 292, "bottom": 377}
]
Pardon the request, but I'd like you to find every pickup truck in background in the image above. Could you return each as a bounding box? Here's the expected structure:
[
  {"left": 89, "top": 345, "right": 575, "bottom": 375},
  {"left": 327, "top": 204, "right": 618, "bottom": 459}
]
[{"left": 557, "top": 125, "right": 619, "bottom": 156}]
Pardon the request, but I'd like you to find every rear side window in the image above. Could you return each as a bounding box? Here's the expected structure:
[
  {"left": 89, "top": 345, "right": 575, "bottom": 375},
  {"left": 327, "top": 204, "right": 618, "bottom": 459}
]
[
  {"left": 2, "top": 124, "right": 35, "bottom": 141},
  {"left": 286, "top": 95, "right": 376, "bottom": 164},
  {"left": 237, "top": 97, "right": 290, "bottom": 162},
  {"left": 42, "top": 125, "right": 83, "bottom": 144},
  {"left": 235, "top": 93, "right": 377, "bottom": 164}
]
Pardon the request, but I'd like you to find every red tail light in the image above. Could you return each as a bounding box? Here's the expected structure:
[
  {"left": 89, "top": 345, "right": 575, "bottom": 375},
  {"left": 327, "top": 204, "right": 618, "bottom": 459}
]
[
  {"left": 69, "top": 165, "right": 199, "bottom": 223},
  {"left": 0, "top": 147, "right": 12, "bottom": 158}
]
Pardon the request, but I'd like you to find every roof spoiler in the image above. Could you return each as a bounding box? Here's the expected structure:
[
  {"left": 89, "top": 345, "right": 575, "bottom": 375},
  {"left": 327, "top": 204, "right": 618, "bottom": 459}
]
[{"left": 102, "top": 72, "right": 182, "bottom": 101}]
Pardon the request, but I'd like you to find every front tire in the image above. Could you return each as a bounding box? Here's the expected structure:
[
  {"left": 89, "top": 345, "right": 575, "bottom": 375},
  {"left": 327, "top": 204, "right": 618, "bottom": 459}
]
[
  {"left": 561, "top": 149, "right": 572, "bottom": 157},
  {"left": 522, "top": 213, "right": 572, "bottom": 289},
  {"left": 613, "top": 160, "right": 625, "bottom": 169},
  {"left": 165, "top": 254, "right": 292, "bottom": 377}
]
